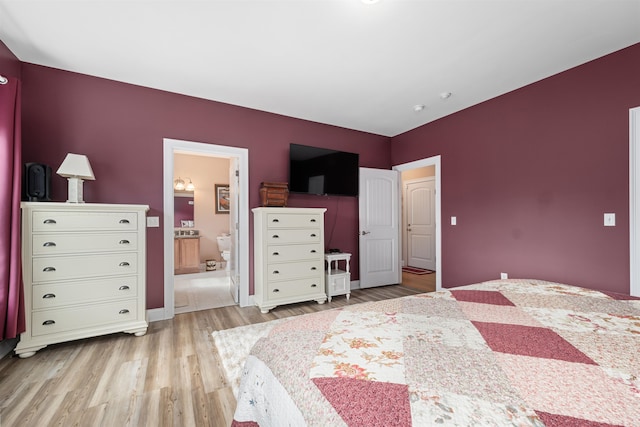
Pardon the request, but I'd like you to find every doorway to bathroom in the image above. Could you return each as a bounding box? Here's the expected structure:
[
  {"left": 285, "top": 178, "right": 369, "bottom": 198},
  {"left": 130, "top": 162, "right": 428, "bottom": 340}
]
[
  {"left": 173, "top": 152, "right": 235, "bottom": 313},
  {"left": 163, "top": 138, "right": 249, "bottom": 319}
]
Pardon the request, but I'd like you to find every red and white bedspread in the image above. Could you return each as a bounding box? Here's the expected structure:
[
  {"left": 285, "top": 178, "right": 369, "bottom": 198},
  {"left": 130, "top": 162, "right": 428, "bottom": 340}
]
[{"left": 232, "top": 279, "right": 640, "bottom": 426}]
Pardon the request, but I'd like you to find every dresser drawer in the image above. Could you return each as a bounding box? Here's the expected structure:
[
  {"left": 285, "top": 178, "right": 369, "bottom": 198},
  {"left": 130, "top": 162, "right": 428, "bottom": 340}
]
[
  {"left": 266, "top": 213, "right": 322, "bottom": 229},
  {"left": 267, "top": 243, "right": 323, "bottom": 263},
  {"left": 266, "top": 229, "right": 321, "bottom": 245},
  {"left": 32, "top": 211, "right": 138, "bottom": 232},
  {"left": 32, "top": 253, "right": 138, "bottom": 282},
  {"left": 32, "top": 299, "right": 138, "bottom": 336},
  {"left": 32, "top": 233, "right": 138, "bottom": 255},
  {"left": 267, "top": 260, "right": 323, "bottom": 281},
  {"left": 32, "top": 276, "right": 138, "bottom": 309},
  {"left": 266, "top": 277, "right": 323, "bottom": 301}
]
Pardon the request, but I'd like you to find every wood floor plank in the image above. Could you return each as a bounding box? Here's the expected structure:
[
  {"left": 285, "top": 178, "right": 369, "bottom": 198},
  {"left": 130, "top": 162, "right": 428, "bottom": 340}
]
[{"left": 0, "top": 284, "right": 424, "bottom": 426}]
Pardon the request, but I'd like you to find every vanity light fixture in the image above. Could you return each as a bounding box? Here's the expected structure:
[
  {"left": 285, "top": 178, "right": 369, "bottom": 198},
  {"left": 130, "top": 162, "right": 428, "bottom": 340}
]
[
  {"left": 174, "top": 177, "right": 186, "bottom": 191},
  {"left": 185, "top": 178, "right": 195, "bottom": 192},
  {"left": 56, "top": 153, "right": 95, "bottom": 203}
]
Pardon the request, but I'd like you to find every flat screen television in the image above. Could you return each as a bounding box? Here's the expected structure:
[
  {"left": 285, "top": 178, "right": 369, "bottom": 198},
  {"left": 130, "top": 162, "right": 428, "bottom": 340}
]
[{"left": 289, "top": 143, "right": 359, "bottom": 197}]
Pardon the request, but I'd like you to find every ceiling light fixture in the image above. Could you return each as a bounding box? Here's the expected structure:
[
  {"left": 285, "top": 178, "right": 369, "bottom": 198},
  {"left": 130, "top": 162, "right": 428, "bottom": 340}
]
[
  {"left": 440, "top": 92, "right": 452, "bottom": 100},
  {"left": 413, "top": 104, "right": 426, "bottom": 112}
]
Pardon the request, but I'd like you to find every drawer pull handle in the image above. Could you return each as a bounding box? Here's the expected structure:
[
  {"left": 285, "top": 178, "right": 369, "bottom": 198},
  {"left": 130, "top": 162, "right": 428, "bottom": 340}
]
[
  {"left": 272, "top": 235, "right": 279, "bottom": 239},
  {"left": 43, "top": 267, "right": 56, "bottom": 272},
  {"left": 310, "top": 233, "right": 317, "bottom": 237},
  {"left": 43, "top": 241, "right": 57, "bottom": 247},
  {"left": 273, "top": 270, "right": 280, "bottom": 274},
  {"left": 272, "top": 252, "right": 279, "bottom": 256},
  {"left": 119, "top": 262, "right": 130, "bottom": 267},
  {"left": 272, "top": 218, "right": 280, "bottom": 222},
  {"left": 273, "top": 288, "right": 280, "bottom": 293},
  {"left": 42, "top": 293, "right": 56, "bottom": 299},
  {"left": 119, "top": 309, "right": 130, "bottom": 314},
  {"left": 311, "top": 267, "right": 317, "bottom": 270},
  {"left": 42, "top": 320, "right": 55, "bottom": 326},
  {"left": 310, "top": 219, "right": 316, "bottom": 222},
  {"left": 119, "top": 285, "right": 130, "bottom": 290},
  {"left": 310, "top": 250, "right": 317, "bottom": 253},
  {"left": 311, "top": 284, "right": 317, "bottom": 288},
  {"left": 43, "top": 219, "right": 57, "bottom": 224},
  {"left": 119, "top": 219, "right": 130, "bottom": 224},
  {"left": 119, "top": 239, "right": 130, "bottom": 245}
]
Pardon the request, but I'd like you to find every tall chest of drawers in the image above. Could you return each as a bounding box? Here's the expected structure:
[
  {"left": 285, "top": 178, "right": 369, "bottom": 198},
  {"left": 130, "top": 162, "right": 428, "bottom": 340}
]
[
  {"left": 253, "top": 207, "right": 327, "bottom": 313},
  {"left": 16, "top": 202, "right": 149, "bottom": 358}
]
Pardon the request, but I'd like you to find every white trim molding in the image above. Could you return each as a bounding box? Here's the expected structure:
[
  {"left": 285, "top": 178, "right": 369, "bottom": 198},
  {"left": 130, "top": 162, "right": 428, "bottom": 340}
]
[
  {"left": 630, "top": 107, "right": 640, "bottom": 297},
  {"left": 393, "top": 155, "right": 442, "bottom": 291}
]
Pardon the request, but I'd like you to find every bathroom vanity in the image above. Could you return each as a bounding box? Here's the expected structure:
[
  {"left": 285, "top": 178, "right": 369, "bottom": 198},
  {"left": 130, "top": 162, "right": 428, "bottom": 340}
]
[{"left": 174, "top": 230, "right": 200, "bottom": 274}]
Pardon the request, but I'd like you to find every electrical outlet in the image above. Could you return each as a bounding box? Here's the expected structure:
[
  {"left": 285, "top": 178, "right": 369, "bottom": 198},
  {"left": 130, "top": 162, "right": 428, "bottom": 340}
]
[{"left": 500, "top": 272, "right": 508, "bottom": 280}]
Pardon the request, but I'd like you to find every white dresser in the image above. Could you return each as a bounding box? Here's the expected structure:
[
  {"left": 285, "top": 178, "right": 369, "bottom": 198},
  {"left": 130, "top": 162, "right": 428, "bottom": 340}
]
[
  {"left": 15, "top": 202, "right": 149, "bottom": 358},
  {"left": 253, "top": 207, "right": 327, "bottom": 313}
]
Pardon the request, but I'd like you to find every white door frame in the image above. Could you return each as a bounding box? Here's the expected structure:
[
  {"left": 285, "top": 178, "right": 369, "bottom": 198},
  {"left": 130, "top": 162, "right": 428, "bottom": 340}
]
[
  {"left": 159, "top": 138, "right": 250, "bottom": 321},
  {"left": 629, "top": 107, "right": 640, "bottom": 297},
  {"left": 393, "top": 155, "right": 442, "bottom": 291}
]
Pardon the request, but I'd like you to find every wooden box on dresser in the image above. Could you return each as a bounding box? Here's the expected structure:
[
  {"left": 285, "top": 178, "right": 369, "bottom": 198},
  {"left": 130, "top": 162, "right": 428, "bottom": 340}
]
[
  {"left": 15, "top": 202, "right": 149, "bottom": 358},
  {"left": 253, "top": 207, "right": 327, "bottom": 313}
]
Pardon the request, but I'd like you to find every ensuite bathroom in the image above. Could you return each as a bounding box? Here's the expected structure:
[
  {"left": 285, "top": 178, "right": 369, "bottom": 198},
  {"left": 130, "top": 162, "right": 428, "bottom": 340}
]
[{"left": 173, "top": 152, "right": 236, "bottom": 314}]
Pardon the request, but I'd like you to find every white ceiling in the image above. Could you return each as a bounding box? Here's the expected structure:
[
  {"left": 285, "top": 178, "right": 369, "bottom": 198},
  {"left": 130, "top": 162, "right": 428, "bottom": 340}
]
[{"left": 1, "top": 1, "right": 639, "bottom": 137}]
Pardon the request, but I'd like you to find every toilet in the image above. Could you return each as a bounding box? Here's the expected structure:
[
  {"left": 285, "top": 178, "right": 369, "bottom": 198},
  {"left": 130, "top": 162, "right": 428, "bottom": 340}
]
[{"left": 216, "top": 233, "right": 231, "bottom": 271}]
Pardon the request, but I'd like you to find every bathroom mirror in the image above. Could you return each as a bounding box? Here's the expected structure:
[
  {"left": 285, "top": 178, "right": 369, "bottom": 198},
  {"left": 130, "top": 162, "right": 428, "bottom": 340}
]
[{"left": 174, "top": 191, "right": 194, "bottom": 227}]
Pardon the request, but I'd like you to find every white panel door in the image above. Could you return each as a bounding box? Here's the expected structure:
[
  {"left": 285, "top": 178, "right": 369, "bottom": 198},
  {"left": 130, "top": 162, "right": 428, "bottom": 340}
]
[
  {"left": 406, "top": 178, "right": 436, "bottom": 270},
  {"left": 359, "top": 167, "right": 400, "bottom": 288}
]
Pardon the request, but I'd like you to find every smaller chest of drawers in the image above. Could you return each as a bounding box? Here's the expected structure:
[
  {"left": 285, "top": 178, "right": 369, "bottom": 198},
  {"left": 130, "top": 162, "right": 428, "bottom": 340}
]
[
  {"left": 15, "top": 202, "right": 149, "bottom": 358},
  {"left": 252, "top": 207, "right": 327, "bottom": 313}
]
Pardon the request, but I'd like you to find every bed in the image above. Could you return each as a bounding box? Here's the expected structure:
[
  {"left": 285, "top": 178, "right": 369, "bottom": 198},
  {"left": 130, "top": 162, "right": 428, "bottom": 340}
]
[{"left": 232, "top": 279, "right": 640, "bottom": 426}]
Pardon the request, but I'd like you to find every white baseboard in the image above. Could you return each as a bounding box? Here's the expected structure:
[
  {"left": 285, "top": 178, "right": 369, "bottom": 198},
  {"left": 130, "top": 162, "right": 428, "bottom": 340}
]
[
  {"left": 147, "top": 307, "right": 169, "bottom": 322},
  {"left": 350, "top": 280, "right": 360, "bottom": 290},
  {"left": 146, "top": 294, "right": 254, "bottom": 321}
]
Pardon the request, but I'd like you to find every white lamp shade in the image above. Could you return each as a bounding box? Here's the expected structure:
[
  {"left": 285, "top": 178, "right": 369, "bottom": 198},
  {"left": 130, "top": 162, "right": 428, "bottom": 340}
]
[{"left": 56, "top": 153, "right": 95, "bottom": 180}]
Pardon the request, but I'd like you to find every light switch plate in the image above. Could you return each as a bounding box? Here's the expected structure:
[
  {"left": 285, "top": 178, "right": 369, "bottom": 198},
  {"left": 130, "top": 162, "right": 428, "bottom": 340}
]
[
  {"left": 604, "top": 213, "right": 615, "bottom": 227},
  {"left": 451, "top": 216, "right": 457, "bottom": 226},
  {"left": 147, "top": 216, "right": 160, "bottom": 227}
]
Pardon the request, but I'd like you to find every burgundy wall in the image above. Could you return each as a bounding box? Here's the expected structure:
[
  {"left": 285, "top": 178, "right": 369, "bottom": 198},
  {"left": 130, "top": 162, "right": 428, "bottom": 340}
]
[
  {"left": 19, "top": 64, "right": 390, "bottom": 309},
  {"left": 0, "top": 41, "right": 21, "bottom": 79},
  {"left": 392, "top": 43, "right": 640, "bottom": 294}
]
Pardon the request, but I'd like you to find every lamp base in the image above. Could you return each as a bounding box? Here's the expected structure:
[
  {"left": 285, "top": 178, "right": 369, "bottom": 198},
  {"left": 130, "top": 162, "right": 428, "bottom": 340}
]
[{"left": 66, "top": 177, "right": 85, "bottom": 203}]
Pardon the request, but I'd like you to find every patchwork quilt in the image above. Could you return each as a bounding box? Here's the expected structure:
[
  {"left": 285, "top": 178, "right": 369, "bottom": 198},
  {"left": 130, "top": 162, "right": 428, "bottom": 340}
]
[{"left": 232, "top": 279, "right": 640, "bottom": 426}]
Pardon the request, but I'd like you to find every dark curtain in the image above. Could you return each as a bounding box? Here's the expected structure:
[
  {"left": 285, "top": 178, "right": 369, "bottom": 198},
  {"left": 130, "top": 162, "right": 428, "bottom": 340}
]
[{"left": 0, "top": 76, "right": 24, "bottom": 340}]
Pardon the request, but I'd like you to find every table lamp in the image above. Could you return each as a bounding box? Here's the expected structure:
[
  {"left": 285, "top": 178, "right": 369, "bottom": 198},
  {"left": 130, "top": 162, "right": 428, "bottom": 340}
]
[{"left": 56, "top": 153, "right": 95, "bottom": 203}]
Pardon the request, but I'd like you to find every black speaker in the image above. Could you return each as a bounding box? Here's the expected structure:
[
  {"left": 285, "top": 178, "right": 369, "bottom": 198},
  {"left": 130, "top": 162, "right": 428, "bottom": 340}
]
[{"left": 23, "top": 163, "right": 51, "bottom": 202}]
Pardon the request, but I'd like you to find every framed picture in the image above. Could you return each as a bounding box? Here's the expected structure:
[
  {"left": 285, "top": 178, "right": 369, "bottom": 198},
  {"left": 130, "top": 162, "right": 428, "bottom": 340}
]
[{"left": 215, "top": 184, "right": 230, "bottom": 214}]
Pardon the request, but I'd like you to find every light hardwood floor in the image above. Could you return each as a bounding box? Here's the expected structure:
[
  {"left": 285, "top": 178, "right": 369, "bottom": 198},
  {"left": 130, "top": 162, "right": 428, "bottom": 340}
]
[
  {"left": 401, "top": 270, "right": 437, "bottom": 293},
  {"left": 0, "top": 284, "right": 425, "bottom": 427}
]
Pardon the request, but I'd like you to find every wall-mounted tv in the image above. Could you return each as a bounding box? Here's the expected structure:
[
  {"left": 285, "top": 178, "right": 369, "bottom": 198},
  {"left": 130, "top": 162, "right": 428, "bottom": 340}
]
[{"left": 289, "top": 143, "right": 359, "bottom": 197}]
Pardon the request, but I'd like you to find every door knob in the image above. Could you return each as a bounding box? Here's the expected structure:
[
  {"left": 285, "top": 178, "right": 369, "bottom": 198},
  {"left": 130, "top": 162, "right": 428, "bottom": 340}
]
[{"left": 361, "top": 231, "right": 370, "bottom": 235}]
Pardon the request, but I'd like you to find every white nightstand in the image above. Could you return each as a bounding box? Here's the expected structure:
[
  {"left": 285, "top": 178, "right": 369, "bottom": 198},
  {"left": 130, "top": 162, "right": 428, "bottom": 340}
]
[{"left": 325, "top": 252, "right": 351, "bottom": 302}]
